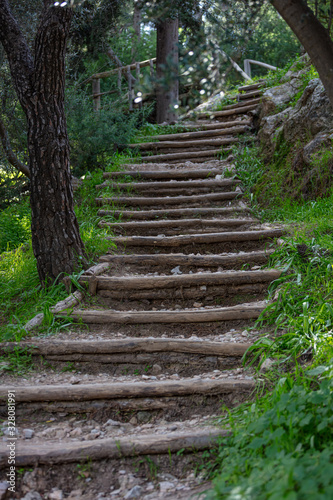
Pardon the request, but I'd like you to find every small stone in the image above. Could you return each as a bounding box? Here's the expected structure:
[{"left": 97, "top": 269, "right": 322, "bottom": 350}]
[
  {"left": 70, "top": 428, "right": 82, "bottom": 437},
  {"left": 68, "top": 490, "right": 83, "bottom": 498},
  {"left": 200, "top": 285, "right": 207, "bottom": 291},
  {"left": 119, "top": 470, "right": 126, "bottom": 475},
  {"left": 193, "top": 302, "right": 203, "bottom": 308},
  {"left": 21, "top": 493, "right": 42, "bottom": 500},
  {"left": 49, "top": 489, "right": 64, "bottom": 500},
  {"left": 129, "top": 417, "right": 138, "bottom": 425},
  {"left": 152, "top": 364, "right": 162, "bottom": 375},
  {"left": 159, "top": 481, "right": 175, "bottom": 493},
  {"left": 23, "top": 429, "right": 35, "bottom": 439},
  {"left": 106, "top": 419, "right": 120, "bottom": 427},
  {"left": 137, "top": 411, "right": 151, "bottom": 424},
  {"left": 241, "top": 330, "right": 248, "bottom": 337},
  {"left": 260, "top": 358, "right": 275, "bottom": 372},
  {"left": 124, "top": 485, "right": 143, "bottom": 499},
  {"left": 171, "top": 266, "right": 182, "bottom": 275},
  {"left": 170, "top": 374, "right": 179, "bottom": 380}
]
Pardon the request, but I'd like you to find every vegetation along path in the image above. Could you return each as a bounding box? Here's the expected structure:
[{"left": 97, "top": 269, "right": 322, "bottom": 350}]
[{"left": 0, "top": 83, "right": 285, "bottom": 498}]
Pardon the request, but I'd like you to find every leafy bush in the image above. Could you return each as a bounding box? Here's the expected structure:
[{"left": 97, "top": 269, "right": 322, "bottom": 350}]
[
  {"left": 0, "top": 200, "right": 31, "bottom": 252},
  {"left": 207, "top": 376, "right": 333, "bottom": 500},
  {"left": 66, "top": 89, "right": 146, "bottom": 175}
]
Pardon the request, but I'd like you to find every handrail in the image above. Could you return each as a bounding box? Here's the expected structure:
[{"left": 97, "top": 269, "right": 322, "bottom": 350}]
[
  {"left": 89, "top": 57, "right": 156, "bottom": 112},
  {"left": 244, "top": 59, "right": 277, "bottom": 79},
  {"left": 90, "top": 58, "right": 157, "bottom": 80}
]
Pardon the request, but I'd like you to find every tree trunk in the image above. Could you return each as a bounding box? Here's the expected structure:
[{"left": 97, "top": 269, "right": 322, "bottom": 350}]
[
  {"left": 131, "top": 1, "right": 141, "bottom": 62},
  {"left": 271, "top": 0, "right": 333, "bottom": 107},
  {"left": 0, "top": 0, "right": 86, "bottom": 283},
  {"left": 156, "top": 18, "right": 179, "bottom": 123}
]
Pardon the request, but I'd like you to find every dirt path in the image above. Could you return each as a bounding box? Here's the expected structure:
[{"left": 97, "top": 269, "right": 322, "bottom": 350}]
[{"left": 0, "top": 82, "right": 283, "bottom": 500}]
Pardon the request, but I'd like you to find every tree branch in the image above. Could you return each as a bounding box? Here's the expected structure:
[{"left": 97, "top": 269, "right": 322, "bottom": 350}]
[
  {"left": 0, "top": 116, "right": 30, "bottom": 178},
  {"left": 0, "top": 0, "right": 34, "bottom": 105}
]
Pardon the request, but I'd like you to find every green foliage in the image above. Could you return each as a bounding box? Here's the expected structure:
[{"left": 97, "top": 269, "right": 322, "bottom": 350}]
[
  {"left": 207, "top": 376, "right": 333, "bottom": 500},
  {"left": 66, "top": 89, "right": 144, "bottom": 176},
  {"left": 245, "top": 5, "right": 301, "bottom": 77},
  {"left": 0, "top": 346, "right": 33, "bottom": 375},
  {"left": 0, "top": 200, "right": 31, "bottom": 252}
]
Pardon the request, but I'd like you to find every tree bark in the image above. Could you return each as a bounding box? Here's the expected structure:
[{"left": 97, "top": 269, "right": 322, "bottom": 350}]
[
  {"left": 131, "top": 0, "right": 141, "bottom": 62},
  {"left": 156, "top": 17, "right": 179, "bottom": 123},
  {"left": 0, "top": 0, "right": 86, "bottom": 283},
  {"left": 271, "top": 0, "right": 333, "bottom": 107}
]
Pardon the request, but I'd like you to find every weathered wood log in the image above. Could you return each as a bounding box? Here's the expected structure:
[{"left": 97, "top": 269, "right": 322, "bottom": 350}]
[
  {"left": 98, "top": 282, "right": 268, "bottom": 300},
  {"left": 238, "top": 89, "right": 262, "bottom": 100},
  {"left": 102, "top": 169, "right": 226, "bottom": 180},
  {"left": 59, "top": 302, "right": 266, "bottom": 324},
  {"left": 97, "top": 179, "right": 240, "bottom": 190},
  {"left": 0, "top": 378, "right": 255, "bottom": 403},
  {"left": 0, "top": 429, "right": 228, "bottom": 466},
  {"left": 99, "top": 218, "right": 256, "bottom": 232},
  {"left": 137, "top": 148, "right": 231, "bottom": 163},
  {"left": 197, "top": 103, "right": 259, "bottom": 120},
  {"left": 96, "top": 191, "right": 242, "bottom": 207},
  {"left": 129, "top": 137, "right": 239, "bottom": 150},
  {"left": 148, "top": 125, "right": 247, "bottom": 142},
  {"left": 179, "top": 119, "right": 252, "bottom": 130},
  {"left": 23, "top": 290, "right": 84, "bottom": 332},
  {"left": 98, "top": 249, "right": 274, "bottom": 266},
  {"left": 238, "top": 81, "right": 265, "bottom": 92},
  {"left": 0, "top": 338, "right": 251, "bottom": 356},
  {"left": 214, "top": 97, "right": 261, "bottom": 111},
  {"left": 111, "top": 228, "right": 285, "bottom": 247},
  {"left": 97, "top": 206, "right": 250, "bottom": 219},
  {"left": 80, "top": 269, "right": 281, "bottom": 291}
]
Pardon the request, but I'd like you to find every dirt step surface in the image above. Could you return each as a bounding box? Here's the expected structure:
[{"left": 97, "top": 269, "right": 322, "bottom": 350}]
[{"left": 1, "top": 96, "right": 280, "bottom": 500}]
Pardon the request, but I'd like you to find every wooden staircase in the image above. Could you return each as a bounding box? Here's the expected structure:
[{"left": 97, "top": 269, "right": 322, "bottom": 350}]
[{"left": 0, "top": 81, "right": 281, "bottom": 500}]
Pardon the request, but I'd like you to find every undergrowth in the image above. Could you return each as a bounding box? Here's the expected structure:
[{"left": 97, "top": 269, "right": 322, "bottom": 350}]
[
  {"left": 207, "top": 126, "right": 333, "bottom": 498},
  {"left": 0, "top": 157, "right": 140, "bottom": 342}
]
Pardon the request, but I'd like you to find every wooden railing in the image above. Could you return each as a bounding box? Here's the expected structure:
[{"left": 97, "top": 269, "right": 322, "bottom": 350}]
[
  {"left": 244, "top": 59, "right": 277, "bottom": 79},
  {"left": 88, "top": 57, "right": 157, "bottom": 111}
]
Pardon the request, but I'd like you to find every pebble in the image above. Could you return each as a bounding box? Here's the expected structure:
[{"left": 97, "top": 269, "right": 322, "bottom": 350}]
[
  {"left": 124, "top": 485, "right": 143, "bottom": 499},
  {"left": 49, "top": 489, "right": 64, "bottom": 500},
  {"left": 23, "top": 429, "right": 35, "bottom": 439},
  {"left": 159, "top": 481, "right": 175, "bottom": 493}
]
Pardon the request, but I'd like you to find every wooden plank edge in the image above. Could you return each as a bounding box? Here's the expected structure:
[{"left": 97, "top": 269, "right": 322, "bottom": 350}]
[{"left": 0, "top": 429, "right": 229, "bottom": 466}]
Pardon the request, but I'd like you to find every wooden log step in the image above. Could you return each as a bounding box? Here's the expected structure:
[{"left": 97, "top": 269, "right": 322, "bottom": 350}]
[
  {"left": 96, "top": 191, "right": 242, "bottom": 208},
  {"left": 97, "top": 206, "right": 250, "bottom": 219},
  {"left": 0, "top": 338, "right": 251, "bottom": 357},
  {"left": 216, "top": 97, "right": 261, "bottom": 111},
  {"left": 97, "top": 179, "right": 241, "bottom": 191},
  {"left": 79, "top": 269, "right": 281, "bottom": 292},
  {"left": 99, "top": 249, "right": 275, "bottom": 267},
  {"left": 110, "top": 229, "right": 285, "bottom": 247},
  {"left": 197, "top": 103, "right": 259, "bottom": 120},
  {"left": 98, "top": 282, "right": 268, "bottom": 301},
  {"left": 59, "top": 302, "right": 266, "bottom": 324},
  {"left": 0, "top": 378, "right": 255, "bottom": 403},
  {"left": 238, "top": 89, "right": 263, "bottom": 100},
  {"left": 129, "top": 137, "right": 239, "bottom": 150},
  {"left": 0, "top": 429, "right": 227, "bottom": 467},
  {"left": 238, "top": 81, "right": 265, "bottom": 92},
  {"left": 102, "top": 168, "right": 226, "bottom": 180},
  {"left": 180, "top": 119, "right": 252, "bottom": 130},
  {"left": 138, "top": 148, "right": 231, "bottom": 163},
  {"left": 99, "top": 218, "right": 257, "bottom": 233},
  {"left": 143, "top": 125, "right": 248, "bottom": 142}
]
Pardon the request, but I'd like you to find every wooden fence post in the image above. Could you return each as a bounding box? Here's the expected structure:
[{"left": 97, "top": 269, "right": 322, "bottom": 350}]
[
  {"left": 92, "top": 78, "right": 101, "bottom": 111},
  {"left": 117, "top": 69, "right": 122, "bottom": 95},
  {"left": 127, "top": 66, "right": 133, "bottom": 111}
]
